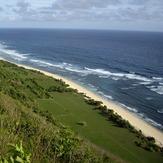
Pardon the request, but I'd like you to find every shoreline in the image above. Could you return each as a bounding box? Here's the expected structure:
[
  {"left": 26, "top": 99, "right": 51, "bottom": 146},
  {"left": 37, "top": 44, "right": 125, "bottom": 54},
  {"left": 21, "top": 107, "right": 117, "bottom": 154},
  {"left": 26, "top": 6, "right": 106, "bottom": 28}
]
[{"left": 1, "top": 57, "right": 163, "bottom": 146}]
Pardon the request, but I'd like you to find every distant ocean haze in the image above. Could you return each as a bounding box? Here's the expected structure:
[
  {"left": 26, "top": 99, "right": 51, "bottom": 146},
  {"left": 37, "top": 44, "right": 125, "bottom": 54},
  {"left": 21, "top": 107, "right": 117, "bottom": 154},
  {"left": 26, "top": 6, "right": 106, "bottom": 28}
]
[{"left": 0, "top": 28, "right": 163, "bottom": 130}]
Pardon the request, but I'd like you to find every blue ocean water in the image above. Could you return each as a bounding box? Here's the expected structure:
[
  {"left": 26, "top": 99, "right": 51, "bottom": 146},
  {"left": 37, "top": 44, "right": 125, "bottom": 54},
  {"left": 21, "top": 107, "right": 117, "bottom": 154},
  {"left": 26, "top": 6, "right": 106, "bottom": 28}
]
[{"left": 0, "top": 28, "right": 163, "bottom": 131}]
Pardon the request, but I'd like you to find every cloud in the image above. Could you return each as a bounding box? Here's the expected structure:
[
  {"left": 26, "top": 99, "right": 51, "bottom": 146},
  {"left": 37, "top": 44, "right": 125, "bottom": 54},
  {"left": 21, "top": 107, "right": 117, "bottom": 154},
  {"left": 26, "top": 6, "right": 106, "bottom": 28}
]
[
  {"left": 127, "top": 0, "right": 149, "bottom": 5},
  {"left": 0, "top": 7, "right": 3, "bottom": 12},
  {"left": 17, "top": 1, "right": 30, "bottom": 8},
  {"left": 11, "top": 1, "right": 39, "bottom": 21},
  {"left": 51, "top": 0, "right": 121, "bottom": 10},
  {"left": 1, "top": 0, "right": 163, "bottom": 30},
  {"left": 129, "top": 0, "right": 163, "bottom": 6},
  {"left": 6, "top": 4, "right": 14, "bottom": 8},
  {"left": 14, "top": 1, "right": 31, "bottom": 14},
  {"left": 38, "top": 0, "right": 163, "bottom": 22}
]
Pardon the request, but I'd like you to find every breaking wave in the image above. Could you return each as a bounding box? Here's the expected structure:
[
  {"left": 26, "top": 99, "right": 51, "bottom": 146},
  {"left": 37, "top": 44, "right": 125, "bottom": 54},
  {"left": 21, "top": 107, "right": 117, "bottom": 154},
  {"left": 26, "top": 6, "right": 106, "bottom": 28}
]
[
  {"left": 157, "top": 109, "right": 163, "bottom": 114},
  {"left": 85, "top": 67, "right": 152, "bottom": 82},
  {"left": 97, "top": 91, "right": 114, "bottom": 100},
  {"left": 136, "top": 113, "right": 163, "bottom": 130},
  {"left": 118, "top": 103, "right": 138, "bottom": 113},
  {"left": 27, "top": 58, "right": 159, "bottom": 84},
  {"left": 28, "top": 58, "right": 163, "bottom": 96},
  {"left": 0, "top": 43, "right": 29, "bottom": 61},
  {"left": 147, "top": 85, "right": 163, "bottom": 95}
]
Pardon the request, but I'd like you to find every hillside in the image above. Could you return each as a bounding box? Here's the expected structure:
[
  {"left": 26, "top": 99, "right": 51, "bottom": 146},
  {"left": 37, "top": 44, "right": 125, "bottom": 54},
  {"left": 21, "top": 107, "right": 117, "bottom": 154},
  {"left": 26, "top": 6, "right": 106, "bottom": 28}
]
[{"left": 0, "top": 60, "right": 162, "bottom": 163}]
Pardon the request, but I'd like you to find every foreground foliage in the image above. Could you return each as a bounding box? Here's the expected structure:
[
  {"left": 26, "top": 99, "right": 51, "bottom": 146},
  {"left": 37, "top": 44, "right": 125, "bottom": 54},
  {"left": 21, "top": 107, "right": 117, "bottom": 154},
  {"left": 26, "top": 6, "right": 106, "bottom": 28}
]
[{"left": 0, "top": 141, "right": 31, "bottom": 163}]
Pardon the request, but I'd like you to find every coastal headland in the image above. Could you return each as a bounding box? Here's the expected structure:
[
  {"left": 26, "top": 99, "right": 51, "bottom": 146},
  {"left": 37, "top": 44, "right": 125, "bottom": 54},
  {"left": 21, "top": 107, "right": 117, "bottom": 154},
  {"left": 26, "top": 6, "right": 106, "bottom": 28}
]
[{"left": 0, "top": 57, "right": 163, "bottom": 146}]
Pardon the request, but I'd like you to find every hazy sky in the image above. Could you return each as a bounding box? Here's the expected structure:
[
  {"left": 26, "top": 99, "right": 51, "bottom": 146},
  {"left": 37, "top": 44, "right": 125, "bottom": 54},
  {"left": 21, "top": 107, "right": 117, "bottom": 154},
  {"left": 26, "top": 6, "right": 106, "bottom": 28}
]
[{"left": 0, "top": 0, "right": 163, "bottom": 31}]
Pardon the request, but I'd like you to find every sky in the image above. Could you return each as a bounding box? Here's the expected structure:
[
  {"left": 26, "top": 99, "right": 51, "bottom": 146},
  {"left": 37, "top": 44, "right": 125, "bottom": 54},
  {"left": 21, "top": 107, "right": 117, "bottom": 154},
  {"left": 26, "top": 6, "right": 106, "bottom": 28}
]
[{"left": 0, "top": 0, "right": 163, "bottom": 31}]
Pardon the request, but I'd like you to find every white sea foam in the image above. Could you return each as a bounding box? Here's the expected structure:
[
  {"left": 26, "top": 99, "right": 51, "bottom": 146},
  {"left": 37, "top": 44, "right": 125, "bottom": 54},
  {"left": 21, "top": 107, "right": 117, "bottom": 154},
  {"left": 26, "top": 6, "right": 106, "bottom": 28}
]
[
  {"left": 87, "top": 83, "right": 96, "bottom": 88},
  {"left": 103, "top": 94, "right": 114, "bottom": 100},
  {"left": 157, "top": 109, "right": 163, "bottom": 114},
  {"left": 65, "top": 67, "right": 86, "bottom": 73},
  {"left": 0, "top": 44, "right": 29, "bottom": 61},
  {"left": 99, "top": 76, "right": 109, "bottom": 78},
  {"left": 84, "top": 67, "right": 152, "bottom": 82},
  {"left": 140, "top": 78, "right": 163, "bottom": 87},
  {"left": 63, "top": 62, "right": 73, "bottom": 67},
  {"left": 132, "top": 83, "right": 139, "bottom": 86},
  {"left": 152, "top": 77, "right": 163, "bottom": 80},
  {"left": 31, "top": 59, "right": 50, "bottom": 65},
  {"left": 121, "top": 87, "right": 134, "bottom": 90},
  {"left": 147, "top": 85, "right": 163, "bottom": 95},
  {"left": 144, "top": 117, "right": 163, "bottom": 129},
  {"left": 138, "top": 76, "right": 163, "bottom": 95},
  {"left": 29, "top": 60, "right": 154, "bottom": 84},
  {"left": 118, "top": 103, "right": 138, "bottom": 113},
  {"left": 30, "top": 59, "right": 58, "bottom": 67},
  {"left": 30, "top": 59, "right": 74, "bottom": 70},
  {"left": 139, "top": 81, "right": 152, "bottom": 85},
  {"left": 146, "top": 97, "right": 153, "bottom": 100},
  {"left": 135, "top": 113, "right": 163, "bottom": 129},
  {"left": 125, "top": 73, "right": 151, "bottom": 82},
  {"left": 30, "top": 59, "right": 89, "bottom": 76},
  {"left": 111, "top": 77, "right": 120, "bottom": 81},
  {"left": 97, "top": 91, "right": 114, "bottom": 100},
  {"left": 84, "top": 83, "right": 98, "bottom": 92}
]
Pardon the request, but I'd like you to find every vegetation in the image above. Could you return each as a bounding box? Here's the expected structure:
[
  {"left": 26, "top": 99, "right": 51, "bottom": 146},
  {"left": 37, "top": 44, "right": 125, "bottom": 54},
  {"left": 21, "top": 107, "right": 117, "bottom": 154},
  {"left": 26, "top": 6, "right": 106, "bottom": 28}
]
[
  {"left": 0, "top": 60, "right": 163, "bottom": 163},
  {"left": 88, "top": 102, "right": 163, "bottom": 153},
  {"left": 85, "top": 98, "right": 103, "bottom": 106},
  {"left": 48, "top": 85, "right": 77, "bottom": 93},
  {"left": 135, "top": 131, "right": 163, "bottom": 153},
  {"left": 0, "top": 141, "right": 31, "bottom": 163},
  {"left": 93, "top": 105, "right": 136, "bottom": 131},
  {"left": 78, "top": 121, "right": 87, "bottom": 126},
  {"left": 0, "top": 60, "right": 111, "bottom": 163}
]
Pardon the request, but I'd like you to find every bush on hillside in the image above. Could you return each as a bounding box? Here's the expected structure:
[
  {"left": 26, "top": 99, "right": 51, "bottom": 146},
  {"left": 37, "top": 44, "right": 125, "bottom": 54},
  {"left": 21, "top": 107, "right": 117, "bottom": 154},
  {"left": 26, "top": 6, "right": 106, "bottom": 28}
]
[{"left": 85, "top": 98, "right": 103, "bottom": 106}]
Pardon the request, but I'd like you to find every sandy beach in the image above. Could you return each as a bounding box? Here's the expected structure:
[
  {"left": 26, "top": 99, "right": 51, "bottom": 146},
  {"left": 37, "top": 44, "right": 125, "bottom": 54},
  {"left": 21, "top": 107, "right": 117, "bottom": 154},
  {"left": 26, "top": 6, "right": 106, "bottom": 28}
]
[{"left": 1, "top": 57, "right": 163, "bottom": 146}]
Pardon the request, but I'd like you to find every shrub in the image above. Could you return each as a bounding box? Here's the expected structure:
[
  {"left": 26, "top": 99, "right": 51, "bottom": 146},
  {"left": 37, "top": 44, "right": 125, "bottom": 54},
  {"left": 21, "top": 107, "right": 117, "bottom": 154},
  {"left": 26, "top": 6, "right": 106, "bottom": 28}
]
[
  {"left": 0, "top": 141, "right": 31, "bottom": 163},
  {"left": 85, "top": 99, "right": 102, "bottom": 106},
  {"left": 78, "top": 121, "right": 87, "bottom": 126},
  {"left": 135, "top": 136, "right": 163, "bottom": 153}
]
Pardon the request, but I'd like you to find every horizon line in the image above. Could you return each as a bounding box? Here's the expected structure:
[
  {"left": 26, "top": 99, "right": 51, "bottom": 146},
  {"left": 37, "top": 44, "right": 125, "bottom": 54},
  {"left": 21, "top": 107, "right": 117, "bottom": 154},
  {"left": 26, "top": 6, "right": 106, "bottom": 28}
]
[{"left": 0, "top": 27, "right": 163, "bottom": 33}]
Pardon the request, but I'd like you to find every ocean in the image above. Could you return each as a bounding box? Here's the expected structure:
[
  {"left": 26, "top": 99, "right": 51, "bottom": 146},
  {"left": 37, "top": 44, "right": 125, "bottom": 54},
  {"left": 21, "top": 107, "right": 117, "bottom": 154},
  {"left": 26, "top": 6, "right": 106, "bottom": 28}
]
[{"left": 0, "top": 28, "right": 163, "bottom": 131}]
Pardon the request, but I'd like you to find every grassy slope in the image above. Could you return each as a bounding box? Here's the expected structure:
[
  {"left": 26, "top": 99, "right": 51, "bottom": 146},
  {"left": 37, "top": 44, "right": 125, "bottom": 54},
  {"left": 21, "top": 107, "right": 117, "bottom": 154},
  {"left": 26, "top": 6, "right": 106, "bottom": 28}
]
[
  {"left": 0, "top": 60, "right": 162, "bottom": 163},
  {"left": 1, "top": 92, "right": 110, "bottom": 163},
  {"left": 0, "top": 61, "right": 110, "bottom": 163}
]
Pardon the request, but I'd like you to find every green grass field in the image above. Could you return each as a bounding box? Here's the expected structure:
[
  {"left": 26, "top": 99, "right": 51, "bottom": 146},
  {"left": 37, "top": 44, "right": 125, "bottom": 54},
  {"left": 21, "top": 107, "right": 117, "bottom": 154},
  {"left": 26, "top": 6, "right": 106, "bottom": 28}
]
[{"left": 37, "top": 91, "right": 163, "bottom": 163}]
